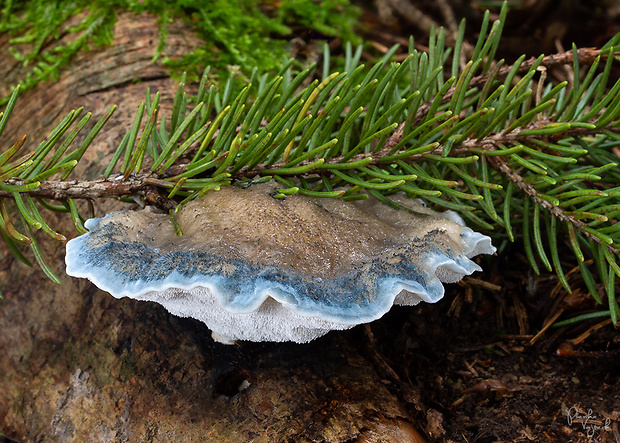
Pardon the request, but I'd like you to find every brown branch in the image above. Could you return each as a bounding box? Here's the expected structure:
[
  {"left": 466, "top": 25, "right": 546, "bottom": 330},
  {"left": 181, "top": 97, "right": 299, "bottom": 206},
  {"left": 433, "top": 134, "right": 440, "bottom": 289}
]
[
  {"left": 383, "top": 47, "right": 615, "bottom": 152},
  {"left": 472, "top": 47, "right": 607, "bottom": 89},
  {"left": 486, "top": 155, "right": 620, "bottom": 255},
  {"left": 0, "top": 174, "right": 175, "bottom": 210},
  {"left": 0, "top": 175, "right": 149, "bottom": 200}
]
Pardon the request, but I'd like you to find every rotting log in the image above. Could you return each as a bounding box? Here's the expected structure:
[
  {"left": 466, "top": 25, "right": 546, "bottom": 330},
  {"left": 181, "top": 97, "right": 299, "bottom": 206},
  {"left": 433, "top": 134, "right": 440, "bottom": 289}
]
[{"left": 0, "top": 11, "right": 425, "bottom": 442}]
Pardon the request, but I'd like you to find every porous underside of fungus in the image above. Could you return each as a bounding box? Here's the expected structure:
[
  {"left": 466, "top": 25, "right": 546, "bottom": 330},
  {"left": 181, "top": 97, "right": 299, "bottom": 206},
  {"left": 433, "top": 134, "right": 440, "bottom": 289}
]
[{"left": 65, "top": 181, "right": 495, "bottom": 343}]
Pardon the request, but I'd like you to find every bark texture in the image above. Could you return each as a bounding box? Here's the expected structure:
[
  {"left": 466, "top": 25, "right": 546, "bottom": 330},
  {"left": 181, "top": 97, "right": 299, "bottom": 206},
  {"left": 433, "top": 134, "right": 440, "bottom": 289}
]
[{"left": 0, "top": 12, "right": 425, "bottom": 442}]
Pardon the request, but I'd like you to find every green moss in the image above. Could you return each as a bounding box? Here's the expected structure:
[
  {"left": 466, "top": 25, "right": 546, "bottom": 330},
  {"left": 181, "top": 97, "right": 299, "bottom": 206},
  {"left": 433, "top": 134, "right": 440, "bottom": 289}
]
[{"left": 0, "top": 0, "right": 361, "bottom": 103}]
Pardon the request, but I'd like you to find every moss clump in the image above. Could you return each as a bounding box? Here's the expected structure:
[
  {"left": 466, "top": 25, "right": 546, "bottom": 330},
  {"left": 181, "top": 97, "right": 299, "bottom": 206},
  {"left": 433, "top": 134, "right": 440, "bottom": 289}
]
[{"left": 0, "top": 0, "right": 361, "bottom": 103}]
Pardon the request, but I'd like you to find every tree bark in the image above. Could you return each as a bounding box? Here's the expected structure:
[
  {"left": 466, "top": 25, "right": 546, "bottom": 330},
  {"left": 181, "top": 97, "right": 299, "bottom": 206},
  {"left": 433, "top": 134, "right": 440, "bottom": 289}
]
[{"left": 0, "top": 11, "right": 425, "bottom": 442}]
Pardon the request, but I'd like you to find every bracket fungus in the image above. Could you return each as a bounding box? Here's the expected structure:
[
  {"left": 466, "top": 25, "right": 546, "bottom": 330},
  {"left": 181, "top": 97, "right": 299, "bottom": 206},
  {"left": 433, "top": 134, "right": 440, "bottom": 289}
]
[{"left": 65, "top": 181, "right": 495, "bottom": 344}]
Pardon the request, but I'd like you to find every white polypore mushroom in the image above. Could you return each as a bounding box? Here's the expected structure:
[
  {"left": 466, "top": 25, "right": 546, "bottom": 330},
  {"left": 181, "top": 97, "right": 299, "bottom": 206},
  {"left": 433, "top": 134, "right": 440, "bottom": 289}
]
[{"left": 65, "top": 181, "right": 495, "bottom": 344}]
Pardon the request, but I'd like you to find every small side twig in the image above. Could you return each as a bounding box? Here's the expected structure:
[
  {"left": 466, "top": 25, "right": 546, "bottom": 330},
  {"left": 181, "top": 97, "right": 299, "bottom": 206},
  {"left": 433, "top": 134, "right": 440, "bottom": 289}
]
[{"left": 486, "top": 155, "right": 620, "bottom": 256}]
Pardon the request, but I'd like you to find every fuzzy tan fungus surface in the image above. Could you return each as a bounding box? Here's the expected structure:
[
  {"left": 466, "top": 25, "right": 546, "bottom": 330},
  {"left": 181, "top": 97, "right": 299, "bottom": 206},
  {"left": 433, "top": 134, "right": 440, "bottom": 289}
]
[{"left": 66, "top": 182, "right": 495, "bottom": 343}]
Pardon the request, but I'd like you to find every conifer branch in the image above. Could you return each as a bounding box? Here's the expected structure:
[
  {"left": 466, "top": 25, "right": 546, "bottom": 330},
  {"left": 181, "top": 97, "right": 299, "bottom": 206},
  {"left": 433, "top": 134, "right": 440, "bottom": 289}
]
[
  {"left": 487, "top": 155, "right": 620, "bottom": 255},
  {"left": 0, "top": 176, "right": 149, "bottom": 200},
  {"left": 1, "top": 2, "right": 620, "bottom": 324}
]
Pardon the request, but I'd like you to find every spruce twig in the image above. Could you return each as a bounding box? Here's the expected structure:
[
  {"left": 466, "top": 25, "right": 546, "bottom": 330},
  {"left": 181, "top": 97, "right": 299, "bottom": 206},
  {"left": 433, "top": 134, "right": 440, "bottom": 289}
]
[{"left": 1, "top": 2, "right": 619, "bottom": 324}]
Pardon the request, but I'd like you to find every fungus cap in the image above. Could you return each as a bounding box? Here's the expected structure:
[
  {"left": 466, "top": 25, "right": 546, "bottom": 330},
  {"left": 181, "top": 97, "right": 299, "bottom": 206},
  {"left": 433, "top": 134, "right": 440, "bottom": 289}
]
[{"left": 65, "top": 182, "right": 495, "bottom": 343}]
